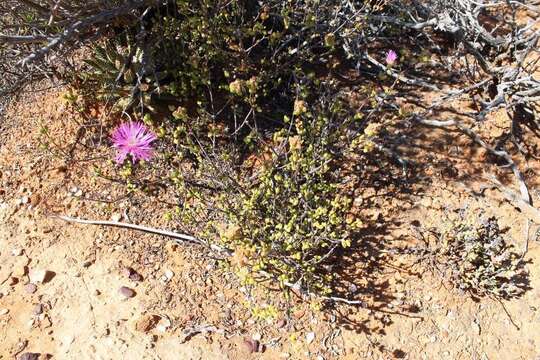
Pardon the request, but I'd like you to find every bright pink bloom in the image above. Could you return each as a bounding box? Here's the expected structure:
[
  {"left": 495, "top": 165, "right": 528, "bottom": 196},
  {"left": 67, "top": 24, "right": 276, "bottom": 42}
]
[
  {"left": 111, "top": 122, "right": 157, "bottom": 164},
  {"left": 385, "top": 50, "right": 398, "bottom": 66}
]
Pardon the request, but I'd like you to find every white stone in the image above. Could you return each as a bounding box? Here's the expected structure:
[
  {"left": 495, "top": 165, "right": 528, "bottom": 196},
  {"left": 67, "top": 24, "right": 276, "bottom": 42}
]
[
  {"left": 156, "top": 317, "right": 172, "bottom": 332},
  {"left": 163, "top": 269, "right": 174, "bottom": 282},
  {"left": 28, "top": 269, "right": 48, "bottom": 283}
]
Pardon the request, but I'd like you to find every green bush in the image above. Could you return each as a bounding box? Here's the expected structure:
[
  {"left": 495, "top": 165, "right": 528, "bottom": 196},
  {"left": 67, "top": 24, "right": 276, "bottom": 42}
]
[
  {"left": 158, "top": 89, "right": 379, "bottom": 297},
  {"left": 81, "top": 1, "right": 380, "bottom": 117},
  {"left": 217, "top": 98, "right": 364, "bottom": 295}
]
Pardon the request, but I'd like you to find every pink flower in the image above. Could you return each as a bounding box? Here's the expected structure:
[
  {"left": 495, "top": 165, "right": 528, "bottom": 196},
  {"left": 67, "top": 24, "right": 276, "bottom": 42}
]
[
  {"left": 111, "top": 122, "right": 157, "bottom": 164},
  {"left": 385, "top": 49, "right": 398, "bottom": 66}
]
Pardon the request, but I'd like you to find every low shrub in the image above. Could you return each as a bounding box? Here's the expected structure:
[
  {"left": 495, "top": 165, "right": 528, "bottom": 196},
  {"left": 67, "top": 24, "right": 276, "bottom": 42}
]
[
  {"left": 154, "top": 88, "right": 379, "bottom": 298},
  {"left": 435, "top": 214, "right": 527, "bottom": 299}
]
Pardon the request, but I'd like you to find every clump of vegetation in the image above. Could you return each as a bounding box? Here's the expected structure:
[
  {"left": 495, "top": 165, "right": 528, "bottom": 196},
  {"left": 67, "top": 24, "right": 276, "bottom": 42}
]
[
  {"left": 435, "top": 214, "right": 527, "bottom": 299},
  {"left": 158, "top": 90, "right": 375, "bottom": 299},
  {"left": 217, "top": 98, "right": 364, "bottom": 295}
]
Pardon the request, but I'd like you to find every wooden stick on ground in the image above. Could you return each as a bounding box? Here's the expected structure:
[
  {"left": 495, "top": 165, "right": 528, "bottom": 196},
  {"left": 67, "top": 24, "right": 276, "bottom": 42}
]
[
  {"left": 52, "top": 214, "right": 231, "bottom": 254},
  {"left": 416, "top": 117, "right": 532, "bottom": 205}
]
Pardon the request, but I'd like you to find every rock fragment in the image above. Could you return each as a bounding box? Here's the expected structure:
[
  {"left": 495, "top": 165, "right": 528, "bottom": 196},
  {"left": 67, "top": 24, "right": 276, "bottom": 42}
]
[
  {"left": 33, "top": 304, "right": 44, "bottom": 315},
  {"left": 119, "top": 286, "right": 136, "bottom": 298},
  {"left": 28, "top": 269, "right": 51, "bottom": 284},
  {"left": 243, "top": 337, "right": 260, "bottom": 353},
  {"left": 306, "top": 332, "right": 315, "bottom": 344},
  {"left": 156, "top": 316, "right": 171, "bottom": 332},
  {"left": 162, "top": 269, "right": 174, "bottom": 282},
  {"left": 11, "top": 248, "right": 23, "bottom": 256},
  {"left": 19, "top": 353, "right": 40, "bottom": 360}
]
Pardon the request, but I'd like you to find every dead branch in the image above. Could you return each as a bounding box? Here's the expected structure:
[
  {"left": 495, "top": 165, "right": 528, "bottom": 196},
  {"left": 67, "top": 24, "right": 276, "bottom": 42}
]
[
  {"left": 484, "top": 175, "right": 540, "bottom": 224},
  {"left": 52, "top": 214, "right": 232, "bottom": 254},
  {"left": 0, "top": 34, "right": 51, "bottom": 44},
  {"left": 364, "top": 52, "right": 440, "bottom": 91},
  {"left": 20, "top": 0, "right": 168, "bottom": 66},
  {"left": 53, "top": 214, "right": 367, "bottom": 306},
  {"left": 416, "top": 116, "right": 532, "bottom": 205}
]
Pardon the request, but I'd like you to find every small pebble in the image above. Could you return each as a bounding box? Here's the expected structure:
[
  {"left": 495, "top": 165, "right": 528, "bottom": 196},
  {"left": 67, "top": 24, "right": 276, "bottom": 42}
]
[
  {"left": 33, "top": 304, "right": 43, "bottom": 315},
  {"left": 243, "top": 337, "right": 259, "bottom": 353},
  {"left": 135, "top": 314, "right": 160, "bottom": 332},
  {"left": 162, "top": 269, "right": 174, "bottom": 282},
  {"left": 29, "top": 194, "right": 41, "bottom": 206},
  {"left": 25, "top": 283, "right": 37, "bottom": 294},
  {"left": 129, "top": 272, "right": 143, "bottom": 282},
  {"left": 119, "top": 286, "right": 136, "bottom": 298},
  {"left": 122, "top": 266, "right": 133, "bottom": 277},
  {"left": 19, "top": 353, "right": 40, "bottom": 360},
  {"left": 28, "top": 269, "right": 49, "bottom": 284},
  {"left": 156, "top": 317, "right": 171, "bottom": 332},
  {"left": 11, "top": 248, "right": 23, "bottom": 256},
  {"left": 123, "top": 267, "right": 143, "bottom": 282},
  {"left": 0, "top": 308, "right": 9, "bottom": 316},
  {"left": 306, "top": 332, "right": 315, "bottom": 344},
  {"left": 472, "top": 320, "right": 481, "bottom": 335},
  {"left": 276, "top": 319, "right": 287, "bottom": 328},
  {"left": 13, "top": 264, "right": 28, "bottom": 277}
]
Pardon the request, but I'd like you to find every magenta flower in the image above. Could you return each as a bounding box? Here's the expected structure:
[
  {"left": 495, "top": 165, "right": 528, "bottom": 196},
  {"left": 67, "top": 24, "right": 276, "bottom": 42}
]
[
  {"left": 385, "top": 49, "right": 398, "bottom": 66},
  {"left": 111, "top": 122, "right": 157, "bottom": 164}
]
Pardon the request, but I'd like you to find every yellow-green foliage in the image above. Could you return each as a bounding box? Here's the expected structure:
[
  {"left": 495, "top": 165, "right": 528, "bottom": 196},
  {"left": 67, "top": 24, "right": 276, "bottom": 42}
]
[{"left": 208, "top": 98, "right": 366, "bottom": 295}]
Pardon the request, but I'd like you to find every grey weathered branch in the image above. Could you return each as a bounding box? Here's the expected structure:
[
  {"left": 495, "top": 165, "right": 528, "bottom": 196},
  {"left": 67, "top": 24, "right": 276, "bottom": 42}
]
[
  {"left": 485, "top": 175, "right": 540, "bottom": 224},
  {"left": 20, "top": 0, "right": 169, "bottom": 66},
  {"left": 416, "top": 116, "right": 532, "bottom": 205},
  {"left": 54, "top": 214, "right": 366, "bottom": 306},
  {"left": 0, "top": 34, "right": 51, "bottom": 44},
  {"left": 52, "top": 214, "right": 232, "bottom": 255},
  {"left": 364, "top": 53, "right": 439, "bottom": 91}
]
